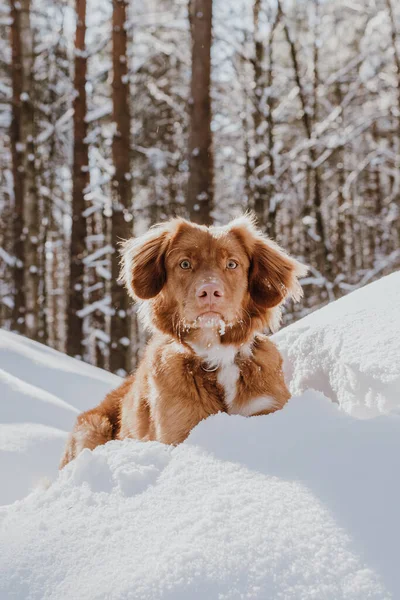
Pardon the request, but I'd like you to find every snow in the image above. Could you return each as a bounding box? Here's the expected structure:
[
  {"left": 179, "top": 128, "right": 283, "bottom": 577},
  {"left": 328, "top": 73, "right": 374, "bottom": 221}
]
[
  {"left": 0, "top": 247, "right": 16, "bottom": 267},
  {"left": 76, "top": 297, "right": 113, "bottom": 318},
  {"left": 0, "top": 273, "right": 400, "bottom": 599},
  {"left": 95, "top": 264, "right": 112, "bottom": 280},
  {"left": 274, "top": 271, "right": 400, "bottom": 418},
  {"left": 82, "top": 244, "right": 114, "bottom": 265},
  {"left": 0, "top": 330, "right": 120, "bottom": 505},
  {"left": 91, "top": 328, "right": 110, "bottom": 344},
  {"left": 85, "top": 102, "right": 113, "bottom": 124}
]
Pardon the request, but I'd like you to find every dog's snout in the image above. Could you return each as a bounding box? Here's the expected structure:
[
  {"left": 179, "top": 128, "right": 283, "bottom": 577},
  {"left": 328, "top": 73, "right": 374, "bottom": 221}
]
[{"left": 196, "top": 282, "right": 224, "bottom": 305}]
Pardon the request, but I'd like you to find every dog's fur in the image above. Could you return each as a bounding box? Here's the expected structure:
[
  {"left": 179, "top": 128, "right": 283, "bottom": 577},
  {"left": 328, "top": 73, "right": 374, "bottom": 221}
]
[{"left": 60, "top": 215, "right": 307, "bottom": 468}]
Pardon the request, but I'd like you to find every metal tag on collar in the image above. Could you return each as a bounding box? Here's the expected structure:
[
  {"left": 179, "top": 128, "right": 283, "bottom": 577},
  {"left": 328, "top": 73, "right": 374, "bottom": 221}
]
[{"left": 201, "top": 363, "right": 218, "bottom": 372}]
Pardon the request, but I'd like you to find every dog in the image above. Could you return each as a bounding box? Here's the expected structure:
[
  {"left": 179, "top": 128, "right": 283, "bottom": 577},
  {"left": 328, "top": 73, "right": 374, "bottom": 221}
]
[{"left": 60, "top": 214, "right": 307, "bottom": 468}]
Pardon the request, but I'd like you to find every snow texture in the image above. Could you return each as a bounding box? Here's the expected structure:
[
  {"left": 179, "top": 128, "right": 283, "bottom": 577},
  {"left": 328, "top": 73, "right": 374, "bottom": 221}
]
[
  {"left": 0, "top": 273, "right": 400, "bottom": 599},
  {"left": 274, "top": 271, "right": 400, "bottom": 418},
  {"left": 0, "top": 330, "right": 120, "bottom": 505},
  {"left": 0, "top": 247, "right": 16, "bottom": 267},
  {"left": 82, "top": 244, "right": 114, "bottom": 265}
]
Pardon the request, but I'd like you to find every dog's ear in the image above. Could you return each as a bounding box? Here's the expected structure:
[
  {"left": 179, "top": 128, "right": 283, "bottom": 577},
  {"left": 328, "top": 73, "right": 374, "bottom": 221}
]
[
  {"left": 249, "top": 237, "right": 306, "bottom": 308},
  {"left": 120, "top": 224, "right": 171, "bottom": 300},
  {"left": 229, "top": 214, "right": 308, "bottom": 328}
]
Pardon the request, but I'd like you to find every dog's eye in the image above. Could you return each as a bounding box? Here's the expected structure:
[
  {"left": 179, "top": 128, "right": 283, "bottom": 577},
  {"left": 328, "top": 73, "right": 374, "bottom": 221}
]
[
  {"left": 227, "top": 260, "right": 238, "bottom": 269},
  {"left": 180, "top": 260, "right": 191, "bottom": 270}
]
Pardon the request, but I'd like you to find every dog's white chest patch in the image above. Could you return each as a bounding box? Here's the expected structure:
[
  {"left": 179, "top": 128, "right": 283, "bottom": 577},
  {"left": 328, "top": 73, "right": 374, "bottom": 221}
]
[
  {"left": 147, "top": 376, "right": 159, "bottom": 409},
  {"left": 217, "top": 358, "right": 240, "bottom": 410},
  {"left": 191, "top": 343, "right": 242, "bottom": 410}
]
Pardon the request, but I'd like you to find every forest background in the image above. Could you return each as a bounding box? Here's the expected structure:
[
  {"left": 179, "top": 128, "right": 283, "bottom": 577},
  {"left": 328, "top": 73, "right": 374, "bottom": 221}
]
[{"left": 0, "top": 0, "right": 399, "bottom": 375}]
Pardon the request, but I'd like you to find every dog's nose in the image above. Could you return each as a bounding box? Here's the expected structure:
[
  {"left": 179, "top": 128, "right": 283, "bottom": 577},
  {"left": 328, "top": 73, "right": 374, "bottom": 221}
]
[{"left": 196, "top": 282, "right": 224, "bottom": 306}]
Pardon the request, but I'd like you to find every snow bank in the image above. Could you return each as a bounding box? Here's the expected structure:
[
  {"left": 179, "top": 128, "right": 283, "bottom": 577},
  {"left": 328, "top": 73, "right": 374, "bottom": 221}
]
[
  {"left": 1, "top": 392, "right": 397, "bottom": 600},
  {"left": 0, "top": 274, "right": 399, "bottom": 598},
  {"left": 0, "top": 330, "right": 120, "bottom": 505},
  {"left": 274, "top": 271, "right": 400, "bottom": 418},
  {"left": 189, "top": 393, "right": 400, "bottom": 597}
]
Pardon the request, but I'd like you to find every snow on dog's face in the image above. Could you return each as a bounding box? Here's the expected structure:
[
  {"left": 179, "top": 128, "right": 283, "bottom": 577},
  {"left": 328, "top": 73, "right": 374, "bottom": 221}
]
[{"left": 121, "top": 215, "right": 307, "bottom": 345}]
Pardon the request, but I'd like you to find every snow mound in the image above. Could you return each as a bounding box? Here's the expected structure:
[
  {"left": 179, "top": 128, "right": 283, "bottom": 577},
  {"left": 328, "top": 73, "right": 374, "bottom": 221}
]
[
  {"left": 0, "top": 330, "right": 120, "bottom": 415},
  {"left": 1, "top": 392, "right": 397, "bottom": 599},
  {"left": 274, "top": 271, "right": 400, "bottom": 418},
  {"left": 0, "top": 330, "right": 120, "bottom": 504}
]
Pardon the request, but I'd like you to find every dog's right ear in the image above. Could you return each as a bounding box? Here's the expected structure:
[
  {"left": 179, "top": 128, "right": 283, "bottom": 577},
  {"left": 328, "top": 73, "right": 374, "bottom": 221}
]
[{"left": 120, "top": 224, "right": 171, "bottom": 300}]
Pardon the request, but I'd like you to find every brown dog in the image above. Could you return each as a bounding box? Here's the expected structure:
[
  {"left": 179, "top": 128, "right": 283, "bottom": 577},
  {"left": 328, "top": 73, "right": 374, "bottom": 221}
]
[{"left": 60, "top": 215, "right": 307, "bottom": 468}]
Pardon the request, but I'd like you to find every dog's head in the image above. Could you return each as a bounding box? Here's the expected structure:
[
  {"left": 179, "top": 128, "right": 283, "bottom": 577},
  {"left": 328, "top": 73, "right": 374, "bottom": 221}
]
[{"left": 121, "top": 214, "right": 307, "bottom": 345}]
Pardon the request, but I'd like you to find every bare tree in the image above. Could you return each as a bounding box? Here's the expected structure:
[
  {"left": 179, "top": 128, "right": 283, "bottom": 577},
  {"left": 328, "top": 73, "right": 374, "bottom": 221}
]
[
  {"left": 334, "top": 82, "right": 346, "bottom": 278},
  {"left": 19, "top": 0, "right": 40, "bottom": 340},
  {"left": 385, "top": 0, "right": 400, "bottom": 252},
  {"left": 2, "top": 0, "right": 400, "bottom": 364},
  {"left": 67, "top": 0, "right": 89, "bottom": 359},
  {"left": 9, "top": 0, "right": 39, "bottom": 338},
  {"left": 385, "top": 0, "right": 400, "bottom": 138},
  {"left": 252, "top": 0, "right": 265, "bottom": 225},
  {"left": 110, "top": 0, "right": 132, "bottom": 375},
  {"left": 252, "top": 0, "right": 279, "bottom": 236},
  {"left": 187, "top": 0, "right": 213, "bottom": 225},
  {"left": 9, "top": 0, "right": 26, "bottom": 333},
  {"left": 278, "top": 0, "right": 330, "bottom": 273}
]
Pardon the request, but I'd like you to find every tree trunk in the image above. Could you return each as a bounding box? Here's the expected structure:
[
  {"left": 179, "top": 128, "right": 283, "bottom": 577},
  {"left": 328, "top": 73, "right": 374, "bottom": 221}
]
[
  {"left": 9, "top": 0, "right": 26, "bottom": 333},
  {"left": 67, "top": 0, "right": 88, "bottom": 359},
  {"left": 20, "top": 0, "right": 40, "bottom": 340},
  {"left": 110, "top": 0, "right": 132, "bottom": 375},
  {"left": 279, "top": 0, "right": 329, "bottom": 275},
  {"left": 86, "top": 213, "right": 107, "bottom": 370},
  {"left": 252, "top": 0, "right": 278, "bottom": 236},
  {"left": 385, "top": 0, "right": 400, "bottom": 254},
  {"left": 242, "top": 95, "right": 252, "bottom": 210},
  {"left": 335, "top": 84, "right": 346, "bottom": 279},
  {"left": 264, "top": 13, "right": 278, "bottom": 239},
  {"left": 385, "top": 0, "right": 400, "bottom": 138},
  {"left": 37, "top": 195, "right": 48, "bottom": 345},
  {"left": 252, "top": 0, "right": 266, "bottom": 226},
  {"left": 187, "top": 0, "right": 213, "bottom": 225},
  {"left": 310, "top": 0, "right": 327, "bottom": 274}
]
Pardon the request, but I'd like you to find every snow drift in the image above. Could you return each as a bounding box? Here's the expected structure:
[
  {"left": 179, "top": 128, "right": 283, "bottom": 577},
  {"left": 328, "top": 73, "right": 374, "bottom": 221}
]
[
  {"left": 0, "top": 271, "right": 399, "bottom": 599},
  {"left": 0, "top": 330, "right": 120, "bottom": 505},
  {"left": 275, "top": 271, "right": 400, "bottom": 418}
]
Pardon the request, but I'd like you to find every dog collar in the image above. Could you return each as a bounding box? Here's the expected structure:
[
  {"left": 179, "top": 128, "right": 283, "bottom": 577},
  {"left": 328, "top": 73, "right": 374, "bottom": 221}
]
[{"left": 201, "top": 363, "right": 219, "bottom": 373}]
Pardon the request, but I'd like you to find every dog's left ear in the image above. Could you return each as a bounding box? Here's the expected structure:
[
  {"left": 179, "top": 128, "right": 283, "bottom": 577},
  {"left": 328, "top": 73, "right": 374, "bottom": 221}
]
[
  {"left": 229, "top": 213, "right": 308, "bottom": 313},
  {"left": 249, "top": 237, "right": 307, "bottom": 309}
]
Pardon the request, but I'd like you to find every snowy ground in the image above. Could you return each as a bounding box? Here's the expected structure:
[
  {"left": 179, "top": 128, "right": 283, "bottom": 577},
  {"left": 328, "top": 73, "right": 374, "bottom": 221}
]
[
  {"left": 0, "top": 331, "right": 120, "bottom": 506},
  {"left": 0, "top": 272, "right": 399, "bottom": 599}
]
